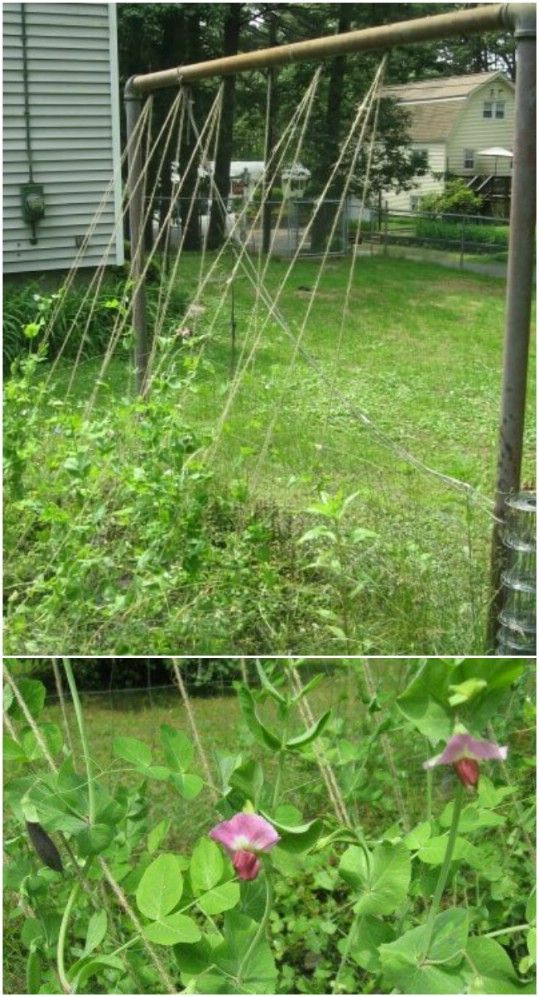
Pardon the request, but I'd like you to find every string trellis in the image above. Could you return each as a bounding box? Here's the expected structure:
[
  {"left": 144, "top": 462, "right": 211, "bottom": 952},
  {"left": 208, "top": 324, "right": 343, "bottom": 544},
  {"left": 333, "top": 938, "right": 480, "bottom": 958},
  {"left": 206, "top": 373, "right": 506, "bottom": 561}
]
[{"left": 6, "top": 56, "right": 501, "bottom": 653}]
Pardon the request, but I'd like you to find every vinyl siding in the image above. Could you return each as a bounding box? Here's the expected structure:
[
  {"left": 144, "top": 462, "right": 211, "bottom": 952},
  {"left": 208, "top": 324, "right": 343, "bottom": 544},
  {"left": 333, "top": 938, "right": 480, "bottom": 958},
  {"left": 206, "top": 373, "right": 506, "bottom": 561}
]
[
  {"left": 3, "top": 2, "right": 123, "bottom": 274},
  {"left": 384, "top": 143, "right": 446, "bottom": 211},
  {"left": 447, "top": 80, "right": 515, "bottom": 176}
]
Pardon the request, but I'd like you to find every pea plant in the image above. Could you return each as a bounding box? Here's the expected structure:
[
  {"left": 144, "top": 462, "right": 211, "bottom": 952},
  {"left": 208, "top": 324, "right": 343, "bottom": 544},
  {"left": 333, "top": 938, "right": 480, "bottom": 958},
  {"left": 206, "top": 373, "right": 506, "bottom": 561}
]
[{"left": 3, "top": 660, "right": 536, "bottom": 995}]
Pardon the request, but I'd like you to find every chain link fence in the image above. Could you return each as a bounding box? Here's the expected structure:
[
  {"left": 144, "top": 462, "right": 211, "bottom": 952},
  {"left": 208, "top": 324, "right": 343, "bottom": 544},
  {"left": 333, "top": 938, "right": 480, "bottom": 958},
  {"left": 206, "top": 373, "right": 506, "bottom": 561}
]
[
  {"left": 148, "top": 196, "right": 350, "bottom": 258},
  {"left": 147, "top": 196, "right": 511, "bottom": 267},
  {"left": 364, "top": 206, "right": 510, "bottom": 267}
]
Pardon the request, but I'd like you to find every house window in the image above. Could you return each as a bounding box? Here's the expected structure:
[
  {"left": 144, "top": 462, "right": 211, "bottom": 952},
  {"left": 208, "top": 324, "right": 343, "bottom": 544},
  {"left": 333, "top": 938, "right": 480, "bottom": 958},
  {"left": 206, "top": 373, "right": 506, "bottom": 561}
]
[
  {"left": 410, "top": 195, "right": 420, "bottom": 211},
  {"left": 464, "top": 149, "right": 475, "bottom": 169},
  {"left": 411, "top": 148, "right": 428, "bottom": 169},
  {"left": 495, "top": 101, "right": 505, "bottom": 119},
  {"left": 483, "top": 101, "right": 493, "bottom": 118}
]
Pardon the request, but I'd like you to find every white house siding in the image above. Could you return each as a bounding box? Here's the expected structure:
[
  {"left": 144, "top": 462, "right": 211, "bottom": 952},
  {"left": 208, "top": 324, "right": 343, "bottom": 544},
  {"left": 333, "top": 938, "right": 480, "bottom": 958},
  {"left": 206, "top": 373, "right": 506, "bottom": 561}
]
[
  {"left": 447, "top": 80, "right": 515, "bottom": 177},
  {"left": 3, "top": 3, "right": 123, "bottom": 274},
  {"left": 383, "top": 143, "right": 446, "bottom": 211}
]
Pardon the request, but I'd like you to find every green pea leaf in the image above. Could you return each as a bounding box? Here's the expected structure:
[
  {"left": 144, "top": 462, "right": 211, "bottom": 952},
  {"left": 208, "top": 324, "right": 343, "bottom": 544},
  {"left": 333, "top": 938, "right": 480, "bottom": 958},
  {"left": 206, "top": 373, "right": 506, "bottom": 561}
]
[
  {"left": 83, "top": 910, "right": 107, "bottom": 956},
  {"left": 211, "top": 911, "right": 278, "bottom": 993},
  {"left": 3, "top": 733, "right": 27, "bottom": 762},
  {"left": 439, "top": 802, "right": 504, "bottom": 832},
  {"left": 229, "top": 759, "right": 264, "bottom": 806},
  {"left": 397, "top": 659, "right": 456, "bottom": 741},
  {"left": 113, "top": 736, "right": 152, "bottom": 769},
  {"left": 291, "top": 672, "right": 324, "bottom": 703},
  {"left": 285, "top": 710, "right": 331, "bottom": 750},
  {"left": 339, "top": 842, "right": 411, "bottom": 916},
  {"left": 190, "top": 838, "right": 223, "bottom": 895},
  {"left": 255, "top": 662, "right": 287, "bottom": 705},
  {"left": 7, "top": 678, "right": 46, "bottom": 723},
  {"left": 404, "top": 821, "right": 432, "bottom": 851},
  {"left": 261, "top": 812, "right": 322, "bottom": 854},
  {"left": 236, "top": 685, "right": 281, "bottom": 751},
  {"left": 170, "top": 772, "right": 204, "bottom": 800},
  {"left": 448, "top": 678, "right": 487, "bottom": 707},
  {"left": 148, "top": 818, "right": 172, "bottom": 855},
  {"left": 429, "top": 908, "right": 469, "bottom": 961},
  {"left": 3, "top": 684, "right": 14, "bottom": 711},
  {"left": 465, "top": 936, "right": 522, "bottom": 994},
  {"left": 197, "top": 880, "right": 240, "bottom": 916},
  {"left": 136, "top": 853, "right": 184, "bottom": 920},
  {"left": 160, "top": 725, "right": 195, "bottom": 772},
  {"left": 76, "top": 824, "right": 114, "bottom": 858},
  {"left": 380, "top": 909, "right": 468, "bottom": 994},
  {"left": 143, "top": 913, "right": 201, "bottom": 946},
  {"left": 526, "top": 886, "right": 536, "bottom": 924},
  {"left": 345, "top": 915, "right": 394, "bottom": 972},
  {"left": 71, "top": 955, "right": 124, "bottom": 988},
  {"left": 26, "top": 950, "right": 42, "bottom": 994}
]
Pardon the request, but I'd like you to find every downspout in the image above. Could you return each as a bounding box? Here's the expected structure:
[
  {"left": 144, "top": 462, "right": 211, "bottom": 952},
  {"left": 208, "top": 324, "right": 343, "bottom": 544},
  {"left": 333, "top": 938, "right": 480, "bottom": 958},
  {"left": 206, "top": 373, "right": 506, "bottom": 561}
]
[
  {"left": 20, "top": 3, "right": 45, "bottom": 245},
  {"left": 21, "top": 4, "right": 33, "bottom": 184},
  {"left": 488, "top": 2, "right": 536, "bottom": 649}
]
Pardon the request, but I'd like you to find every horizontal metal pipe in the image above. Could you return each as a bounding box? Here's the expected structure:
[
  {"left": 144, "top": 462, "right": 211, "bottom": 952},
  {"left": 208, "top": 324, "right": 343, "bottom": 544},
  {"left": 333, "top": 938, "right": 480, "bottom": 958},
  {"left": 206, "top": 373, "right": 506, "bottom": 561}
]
[{"left": 131, "top": 3, "right": 523, "bottom": 93}]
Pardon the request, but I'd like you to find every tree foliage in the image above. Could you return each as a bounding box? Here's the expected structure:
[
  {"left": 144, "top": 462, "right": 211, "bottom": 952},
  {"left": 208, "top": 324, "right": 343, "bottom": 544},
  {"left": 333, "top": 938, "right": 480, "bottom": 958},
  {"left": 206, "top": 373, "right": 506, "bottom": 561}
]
[
  {"left": 116, "top": 3, "right": 515, "bottom": 243},
  {"left": 421, "top": 178, "right": 485, "bottom": 216}
]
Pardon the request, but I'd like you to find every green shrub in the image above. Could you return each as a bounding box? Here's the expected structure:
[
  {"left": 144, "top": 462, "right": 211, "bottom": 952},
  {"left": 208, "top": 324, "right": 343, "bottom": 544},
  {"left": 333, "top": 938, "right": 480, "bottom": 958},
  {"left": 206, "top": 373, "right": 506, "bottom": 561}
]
[
  {"left": 414, "top": 217, "right": 509, "bottom": 249},
  {"left": 420, "top": 178, "right": 484, "bottom": 215},
  {"left": 3, "top": 274, "right": 189, "bottom": 370}
]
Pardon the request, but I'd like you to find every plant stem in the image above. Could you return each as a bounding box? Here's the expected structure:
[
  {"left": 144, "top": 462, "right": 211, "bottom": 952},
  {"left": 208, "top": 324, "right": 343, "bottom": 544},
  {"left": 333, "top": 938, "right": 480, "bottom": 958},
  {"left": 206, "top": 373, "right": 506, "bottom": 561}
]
[
  {"left": 426, "top": 766, "right": 433, "bottom": 822},
  {"left": 57, "top": 854, "right": 94, "bottom": 993},
  {"left": 332, "top": 912, "right": 360, "bottom": 994},
  {"left": 272, "top": 712, "right": 289, "bottom": 810},
  {"left": 422, "top": 782, "right": 465, "bottom": 957},
  {"left": 63, "top": 659, "right": 96, "bottom": 826},
  {"left": 485, "top": 923, "right": 530, "bottom": 939},
  {"left": 237, "top": 870, "right": 273, "bottom": 986},
  {"left": 57, "top": 880, "right": 80, "bottom": 993}
]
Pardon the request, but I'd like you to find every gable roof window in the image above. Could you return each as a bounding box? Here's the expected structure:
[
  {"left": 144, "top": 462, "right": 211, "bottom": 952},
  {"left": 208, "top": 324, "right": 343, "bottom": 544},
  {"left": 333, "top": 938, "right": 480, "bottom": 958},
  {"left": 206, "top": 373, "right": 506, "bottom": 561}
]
[
  {"left": 483, "top": 101, "right": 493, "bottom": 118},
  {"left": 495, "top": 101, "right": 505, "bottom": 119}
]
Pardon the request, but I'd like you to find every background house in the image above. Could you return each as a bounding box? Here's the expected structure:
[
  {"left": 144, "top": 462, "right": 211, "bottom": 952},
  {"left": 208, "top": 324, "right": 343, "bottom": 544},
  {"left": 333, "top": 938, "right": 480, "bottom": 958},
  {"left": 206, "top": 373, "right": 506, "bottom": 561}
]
[
  {"left": 3, "top": 2, "right": 123, "bottom": 275},
  {"left": 381, "top": 71, "right": 515, "bottom": 216}
]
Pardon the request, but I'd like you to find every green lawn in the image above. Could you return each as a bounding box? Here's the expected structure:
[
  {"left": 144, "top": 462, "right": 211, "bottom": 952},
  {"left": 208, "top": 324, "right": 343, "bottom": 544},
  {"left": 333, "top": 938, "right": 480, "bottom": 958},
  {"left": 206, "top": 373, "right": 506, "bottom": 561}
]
[{"left": 4, "top": 253, "right": 535, "bottom": 654}]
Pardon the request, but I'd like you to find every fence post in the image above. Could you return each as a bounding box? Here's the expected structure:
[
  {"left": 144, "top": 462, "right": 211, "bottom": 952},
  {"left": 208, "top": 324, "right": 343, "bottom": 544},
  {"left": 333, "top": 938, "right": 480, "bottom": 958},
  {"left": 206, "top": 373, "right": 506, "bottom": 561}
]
[
  {"left": 383, "top": 199, "right": 389, "bottom": 256},
  {"left": 459, "top": 215, "right": 465, "bottom": 268},
  {"left": 488, "top": 5, "right": 536, "bottom": 648},
  {"left": 124, "top": 79, "right": 149, "bottom": 395}
]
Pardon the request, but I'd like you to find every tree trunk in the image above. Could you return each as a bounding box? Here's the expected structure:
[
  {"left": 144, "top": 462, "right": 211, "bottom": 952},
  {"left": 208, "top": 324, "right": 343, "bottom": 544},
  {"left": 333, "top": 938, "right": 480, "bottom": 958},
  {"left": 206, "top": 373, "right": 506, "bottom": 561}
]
[
  {"left": 310, "top": 5, "right": 351, "bottom": 253},
  {"left": 207, "top": 5, "right": 243, "bottom": 249}
]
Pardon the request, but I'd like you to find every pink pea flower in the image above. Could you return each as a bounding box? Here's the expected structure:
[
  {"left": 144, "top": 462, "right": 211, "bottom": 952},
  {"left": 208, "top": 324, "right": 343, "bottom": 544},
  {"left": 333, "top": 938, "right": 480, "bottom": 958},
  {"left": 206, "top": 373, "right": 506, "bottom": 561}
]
[
  {"left": 209, "top": 812, "right": 280, "bottom": 880},
  {"left": 423, "top": 732, "right": 508, "bottom": 788}
]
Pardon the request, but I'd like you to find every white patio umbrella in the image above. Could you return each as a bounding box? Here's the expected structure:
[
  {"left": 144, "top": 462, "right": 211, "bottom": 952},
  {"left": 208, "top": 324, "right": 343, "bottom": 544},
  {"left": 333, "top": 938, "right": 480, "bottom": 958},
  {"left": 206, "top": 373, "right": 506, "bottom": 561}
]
[{"left": 478, "top": 146, "right": 513, "bottom": 176}]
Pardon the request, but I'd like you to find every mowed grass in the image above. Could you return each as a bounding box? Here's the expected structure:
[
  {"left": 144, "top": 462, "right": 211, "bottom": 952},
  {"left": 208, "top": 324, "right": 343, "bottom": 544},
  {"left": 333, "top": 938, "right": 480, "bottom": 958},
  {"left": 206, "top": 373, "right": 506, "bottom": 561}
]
[{"left": 12, "top": 253, "right": 536, "bottom": 654}]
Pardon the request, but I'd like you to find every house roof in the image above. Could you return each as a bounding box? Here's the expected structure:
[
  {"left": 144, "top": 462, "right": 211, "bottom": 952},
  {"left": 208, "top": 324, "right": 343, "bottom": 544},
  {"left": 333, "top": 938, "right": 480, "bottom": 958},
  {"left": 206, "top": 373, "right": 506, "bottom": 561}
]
[
  {"left": 381, "top": 71, "right": 513, "bottom": 143},
  {"left": 381, "top": 71, "right": 512, "bottom": 104},
  {"left": 404, "top": 102, "right": 462, "bottom": 142}
]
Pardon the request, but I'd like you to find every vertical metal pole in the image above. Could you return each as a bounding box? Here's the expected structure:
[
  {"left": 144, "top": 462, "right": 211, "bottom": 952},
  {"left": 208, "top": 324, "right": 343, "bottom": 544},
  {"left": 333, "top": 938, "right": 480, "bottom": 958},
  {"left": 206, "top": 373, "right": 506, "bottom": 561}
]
[
  {"left": 487, "top": 6, "right": 536, "bottom": 648},
  {"left": 124, "top": 79, "right": 149, "bottom": 395}
]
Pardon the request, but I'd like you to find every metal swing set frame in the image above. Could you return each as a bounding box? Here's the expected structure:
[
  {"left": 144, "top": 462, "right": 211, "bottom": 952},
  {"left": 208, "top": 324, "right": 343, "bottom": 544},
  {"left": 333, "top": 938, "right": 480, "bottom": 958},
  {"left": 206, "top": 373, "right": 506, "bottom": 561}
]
[{"left": 123, "top": 4, "right": 536, "bottom": 650}]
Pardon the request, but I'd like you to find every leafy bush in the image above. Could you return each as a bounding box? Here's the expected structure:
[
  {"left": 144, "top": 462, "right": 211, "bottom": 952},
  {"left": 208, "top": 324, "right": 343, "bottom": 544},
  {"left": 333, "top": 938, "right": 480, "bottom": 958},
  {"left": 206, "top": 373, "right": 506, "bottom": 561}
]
[
  {"left": 414, "top": 216, "right": 509, "bottom": 250},
  {"left": 420, "top": 179, "right": 484, "bottom": 216},
  {"left": 3, "top": 274, "right": 189, "bottom": 369}
]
